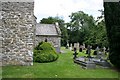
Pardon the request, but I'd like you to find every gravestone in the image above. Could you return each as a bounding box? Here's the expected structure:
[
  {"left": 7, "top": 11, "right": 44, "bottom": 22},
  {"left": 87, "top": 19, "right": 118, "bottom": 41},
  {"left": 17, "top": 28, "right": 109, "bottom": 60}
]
[
  {"left": 79, "top": 45, "right": 83, "bottom": 52},
  {"left": 86, "top": 45, "right": 91, "bottom": 58},
  {"left": 83, "top": 43, "right": 85, "bottom": 50},
  {"left": 74, "top": 57, "right": 96, "bottom": 69},
  {"left": 66, "top": 43, "right": 69, "bottom": 49},
  {"left": 93, "top": 46, "right": 99, "bottom": 55},
  {"left": 92, "top": 58, "right": 111, "bottom": 68},
  {"left": 69, "top": 43, "right": 72, "bottom": 51},
  {"left": 74, "top": 43, "right": 79, "bottom": 50},
  {"left": 73, "top": 47, "right": 78, "bottom": 59},
  {"left": 96, "top": 49, "right": 106, "bottom": 59}
]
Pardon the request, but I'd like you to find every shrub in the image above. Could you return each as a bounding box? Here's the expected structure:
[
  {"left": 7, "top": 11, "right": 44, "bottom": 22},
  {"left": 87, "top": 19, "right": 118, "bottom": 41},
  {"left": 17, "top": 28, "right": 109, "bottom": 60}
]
[
  {"left": 33, "top": 42, "right": 59, "bottom": 63},
  {"left": 104, "top": 2, "right": 120, "bottom": 69}
]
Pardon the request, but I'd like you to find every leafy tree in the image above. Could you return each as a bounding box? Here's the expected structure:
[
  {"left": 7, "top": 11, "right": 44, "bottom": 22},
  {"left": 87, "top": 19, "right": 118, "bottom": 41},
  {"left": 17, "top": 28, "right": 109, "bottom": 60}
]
[
  {"left": 40, "top": 17, "right": 57, "bottom": 24},
  {"left": 68, "top": 11, "right": 95, "bottom": 45},
  {"left": 104, "top": 2, "right": 120, "bottom": 68}
]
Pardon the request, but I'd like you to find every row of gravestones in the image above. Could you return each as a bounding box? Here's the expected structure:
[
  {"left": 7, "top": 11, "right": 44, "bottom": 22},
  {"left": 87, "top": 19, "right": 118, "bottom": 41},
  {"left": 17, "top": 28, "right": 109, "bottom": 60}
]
[
  {"left": 73, "top": 46, "right": 111, "bottom": 69},
  {"left": 66, "top": 43, "right": 86, "bottom": 51},
  {"left": 67, "top": 43, "right": 109, "bottom": 60},
  {"left": 66, "top": 43, "right": 111, "bottom": 69}
]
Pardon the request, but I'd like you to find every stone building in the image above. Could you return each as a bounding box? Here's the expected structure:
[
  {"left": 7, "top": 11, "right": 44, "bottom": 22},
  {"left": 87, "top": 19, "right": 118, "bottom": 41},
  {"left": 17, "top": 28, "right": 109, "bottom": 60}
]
[
  {"left": 1, "top": 0, "right": 35, "bottom": 66},
  {"left": 35, "top": 23, "right": 61, "bottom": 53},
  {"left": 0, "top": 0, "right": 61, "bottom": 66}
]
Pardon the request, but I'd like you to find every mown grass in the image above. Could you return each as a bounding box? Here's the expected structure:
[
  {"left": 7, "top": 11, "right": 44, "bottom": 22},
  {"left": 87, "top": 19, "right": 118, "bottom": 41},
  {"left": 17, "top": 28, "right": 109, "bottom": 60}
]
[{"left": 2, "top": 47, "right": 119, "bottom": 78}]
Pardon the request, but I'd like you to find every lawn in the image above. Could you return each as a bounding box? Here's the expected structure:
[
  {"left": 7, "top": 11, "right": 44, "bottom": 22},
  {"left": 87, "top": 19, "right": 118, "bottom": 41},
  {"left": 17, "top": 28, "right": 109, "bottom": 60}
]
[{"left": 2, "top": 47, "right": 120, "bottom": 78}]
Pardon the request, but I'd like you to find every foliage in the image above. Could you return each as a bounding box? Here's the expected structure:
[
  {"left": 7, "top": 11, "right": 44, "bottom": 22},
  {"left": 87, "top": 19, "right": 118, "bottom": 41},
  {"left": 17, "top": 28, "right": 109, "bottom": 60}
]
[
  {"left": 34, "top": 42, "right": 59, "bottom": 63},
  {"left": 68, "top": 11, "right": 95, "bottom": 44},
  {"left": 104, "top": 2, "right": 120, "bottom": 68},
  {"left": 68, "top": 10, "right": 108, "bottom": 49},
  {"left": 40, "top": 17, "right": 57, "bottom": 24}
]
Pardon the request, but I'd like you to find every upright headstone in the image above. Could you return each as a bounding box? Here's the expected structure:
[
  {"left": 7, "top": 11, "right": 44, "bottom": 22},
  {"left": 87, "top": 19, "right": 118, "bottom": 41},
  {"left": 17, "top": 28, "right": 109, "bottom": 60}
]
[
  {"left": 86, "top": 45, "right": 91, "bottom": 58},
  {"left": 73, "top": 47, "right": 78, "bottom": 59},
  {"left": 83, "top": 43, "right": 85, "bottom": 50},
  {"left": 74, "top": 43, "right": 79, "bottom": 50},
  {"left": 69, "top": 43, "right": 72, "bottom": 51},
  {"left": 94, "top": 46, "right": 99, "bottom": 55},
  {"left": 79, "top": 45, "right": 83, "bottom": 52},
  {"left": 103, "top": 47, "right": 106, "bottom": 54},
  {"left": 1, "top": 0, "right": 35, "bottom": 66},
  {"left": 66, "top": 43, "right": 69, "bottom": 49}
]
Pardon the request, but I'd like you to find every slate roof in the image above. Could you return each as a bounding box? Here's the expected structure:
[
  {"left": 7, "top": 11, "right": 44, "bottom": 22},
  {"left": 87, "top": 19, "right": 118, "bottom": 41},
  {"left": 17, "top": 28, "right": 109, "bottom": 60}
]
[{"left": 36, "top": 23, "right": 61, "bottom": 36}]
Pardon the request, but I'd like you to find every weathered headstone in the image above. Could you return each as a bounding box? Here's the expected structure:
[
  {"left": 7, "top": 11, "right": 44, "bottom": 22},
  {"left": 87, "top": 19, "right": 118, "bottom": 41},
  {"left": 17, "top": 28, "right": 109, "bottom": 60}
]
[
  {"left": 96, "top": 51, "right": 102, "bottom": 59},
  {"left": 86, "top": 45, "right": 91, "bottom": 58},
  {"left": 74, "top": 43, "right": 79, "bottom": 50},
  {"left": 83, "top": 43, "right": 85, "bottom": 50},
  {"left": 74, "top": 57, "right": 96, "bottom": 69},
  {"left": 73, "top": 47, "right": 78, "bottom": 59},
  {"left": 79, "top": 45, "right": 83, "bottom": 52},
  {"left": 69, "top": 43, "right": 72, "bottom": 51},
  {"left": 66, "top": 43, "right": 69, "bottom": 49}
]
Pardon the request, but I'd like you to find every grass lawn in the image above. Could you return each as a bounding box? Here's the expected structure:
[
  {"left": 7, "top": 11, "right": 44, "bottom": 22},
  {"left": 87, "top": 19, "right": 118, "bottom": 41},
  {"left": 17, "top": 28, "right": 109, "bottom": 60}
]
[{"left": 2, "top": 47, "right": 120, "bottom": 78}]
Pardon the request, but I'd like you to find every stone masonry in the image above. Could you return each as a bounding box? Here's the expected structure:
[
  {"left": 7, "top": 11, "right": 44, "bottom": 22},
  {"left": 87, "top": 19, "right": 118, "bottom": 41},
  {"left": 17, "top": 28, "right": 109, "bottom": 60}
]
[
  {"left": 0, "top": 1, "right": 2, "bottom": 66},
  {"left": 35, "top": 36, "right": 61, "bottom": 53},
  {"left": 1, "top": 0, "right": 35, "bottom": 66}
]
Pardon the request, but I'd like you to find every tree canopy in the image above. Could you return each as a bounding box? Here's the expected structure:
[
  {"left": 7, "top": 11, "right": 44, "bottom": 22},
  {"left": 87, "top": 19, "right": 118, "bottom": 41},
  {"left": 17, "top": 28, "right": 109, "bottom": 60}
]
[
  {"left": 40, "top": 11, "right": 108, "bottom": 49},
  {"left": 67, "top": 11, "right": 108, "bottom": 48}
]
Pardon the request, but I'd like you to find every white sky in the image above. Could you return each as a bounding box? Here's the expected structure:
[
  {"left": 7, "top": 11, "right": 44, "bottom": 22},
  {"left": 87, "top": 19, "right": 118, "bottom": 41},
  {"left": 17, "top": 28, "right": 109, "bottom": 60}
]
[{"left": 34, "top": 0, "right": 103, "bottom": 23}]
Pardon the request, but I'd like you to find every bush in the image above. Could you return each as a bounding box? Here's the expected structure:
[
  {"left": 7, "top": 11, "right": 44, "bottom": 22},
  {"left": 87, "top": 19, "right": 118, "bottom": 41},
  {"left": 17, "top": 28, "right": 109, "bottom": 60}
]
[
  {"left": 33, "top": 42, "right": 59, "bottom": 63},
  {"left": 104, "top": 3, "right": 120, "bottom": 69}
]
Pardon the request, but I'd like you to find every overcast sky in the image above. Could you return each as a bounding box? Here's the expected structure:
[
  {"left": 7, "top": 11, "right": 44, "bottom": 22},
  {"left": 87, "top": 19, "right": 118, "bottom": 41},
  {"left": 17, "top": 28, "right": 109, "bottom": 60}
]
[{"left": 34, "top": 0, "right": 103, "bottom": 23}]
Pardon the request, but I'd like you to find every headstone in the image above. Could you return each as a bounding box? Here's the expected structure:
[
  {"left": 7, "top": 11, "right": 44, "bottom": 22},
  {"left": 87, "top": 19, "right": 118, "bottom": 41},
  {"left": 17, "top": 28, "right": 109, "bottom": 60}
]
[
  {"left": 66, "top": 43, "right": 69, "bottom": 49},
  {"left": 94, "top": 46, "right": 99, "bottom": 55},
  {"left": 74, "top": 43, "right": 79, "bottom": 50},
  {"left": 103, "top": 47, "right": 106, "bottom": 55},
  {"left": 73, "top": 47, "right": 78, "bottom": 59},
  {"left": 74, "top": 57, "right": 96, "bottom": 69},
  {"left": 83, "top": 44, "right": 85, "bottom": 50},
  {"left": 92, "top": 58, "right": 111, "bottom": 68},
  {"left": 96, "top": 51, "right": 102, "bottom": 59},
  {"left": 69, "top": 44, "right": 72, "bottom": 51},
  {"left": 96, "top": 48, "right": 106, "bottom": 59},
  {"left": 79, "top": 45, "right": 83, "bottom": 52},
  {"left": 86, "top": 45, "right": 91, "bottom": 58}
]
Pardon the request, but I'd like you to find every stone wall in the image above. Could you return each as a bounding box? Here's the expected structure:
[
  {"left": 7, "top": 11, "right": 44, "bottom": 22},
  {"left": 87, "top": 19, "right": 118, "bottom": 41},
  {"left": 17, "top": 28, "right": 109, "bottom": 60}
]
[
  {"left": 1, "top": 0, "right": 35, "bottom": 66},
  {"left": 0, "top": 1, "right": 2, "bottom": 66},
  {"left": 35, "top": 36, "right": 61, "bottom": 53}
]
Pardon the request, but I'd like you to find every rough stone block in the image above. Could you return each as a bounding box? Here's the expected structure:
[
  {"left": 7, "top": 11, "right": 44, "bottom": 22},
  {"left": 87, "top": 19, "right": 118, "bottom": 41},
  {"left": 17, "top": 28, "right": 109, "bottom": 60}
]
[{"left": 1, "top": 1, "right": 34, "bottom": 66}]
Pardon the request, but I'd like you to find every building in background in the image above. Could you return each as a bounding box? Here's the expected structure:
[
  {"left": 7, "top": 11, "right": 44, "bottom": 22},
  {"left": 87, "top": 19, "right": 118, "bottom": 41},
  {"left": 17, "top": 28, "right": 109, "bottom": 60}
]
[{"left": 35, "top": 23, "right": 61, "bottom": 53}]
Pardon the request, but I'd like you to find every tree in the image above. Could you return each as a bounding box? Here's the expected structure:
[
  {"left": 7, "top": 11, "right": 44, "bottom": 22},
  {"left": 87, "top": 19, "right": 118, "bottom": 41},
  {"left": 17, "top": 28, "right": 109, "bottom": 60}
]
[
  {"left": 104, "top": 2, "right": 120, "bottom": 68},
  {"left": 40, "top": 17, "right": 57, "bottom": 24},
  {"left": 68, "top": 11, "right": 96, "bottom": 45}
]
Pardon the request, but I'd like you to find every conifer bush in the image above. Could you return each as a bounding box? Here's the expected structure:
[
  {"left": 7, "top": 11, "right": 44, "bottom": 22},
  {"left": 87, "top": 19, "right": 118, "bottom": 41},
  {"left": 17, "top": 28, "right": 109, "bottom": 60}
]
[
  {"left": 104, "top": 2, "right": 120, "bottom": 68},
  {"left": 33, "top": 42, "right": 59, "bottom": 63}
]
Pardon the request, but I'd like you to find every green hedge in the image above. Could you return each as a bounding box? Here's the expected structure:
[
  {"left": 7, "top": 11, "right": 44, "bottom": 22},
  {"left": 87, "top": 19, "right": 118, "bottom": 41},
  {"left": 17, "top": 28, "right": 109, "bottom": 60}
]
[
  {"left": 33, "top": 42, "right": 59, "bottom": 63},
  {"left": 104, "top": 2, "right": 120, "bottom": 68}
]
